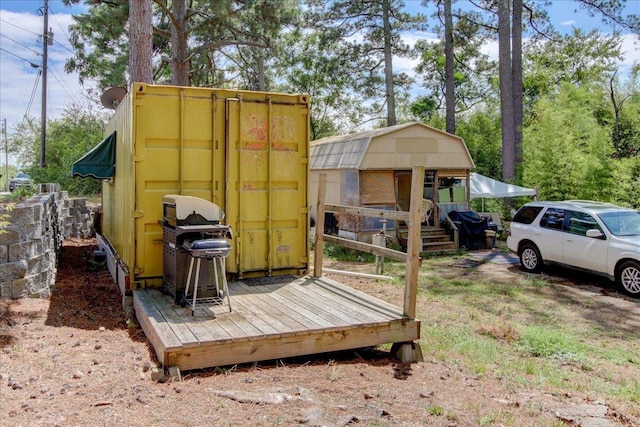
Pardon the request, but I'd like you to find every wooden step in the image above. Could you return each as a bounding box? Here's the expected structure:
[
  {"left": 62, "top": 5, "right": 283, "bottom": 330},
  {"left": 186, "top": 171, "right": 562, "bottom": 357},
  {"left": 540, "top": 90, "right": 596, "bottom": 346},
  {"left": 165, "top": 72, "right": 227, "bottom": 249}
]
[
  {"left": 421, "top": 240, "right": 457, "bottom": 253},
  {"left": 396, "top": 226, "right": 457, "bottom": 255},
  {"left": 396, "top": 226, "right": 447, "bottom": 238}
]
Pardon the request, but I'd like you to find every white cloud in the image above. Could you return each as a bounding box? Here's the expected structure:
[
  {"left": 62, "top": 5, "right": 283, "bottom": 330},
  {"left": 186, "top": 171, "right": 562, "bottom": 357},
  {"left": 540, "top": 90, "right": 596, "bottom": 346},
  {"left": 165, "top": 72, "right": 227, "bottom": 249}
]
[
  {"left": 0, "top": 10, "right": 97, "bottom": 135},
  {"left": 620, "top": 34, "right": 640, "bottom": 71},
  {"left": 561, "top": 20, "right": 576, "bottom": 26},
  {"left": 401, "top": 30, "right": 438, "bottom": 48}
]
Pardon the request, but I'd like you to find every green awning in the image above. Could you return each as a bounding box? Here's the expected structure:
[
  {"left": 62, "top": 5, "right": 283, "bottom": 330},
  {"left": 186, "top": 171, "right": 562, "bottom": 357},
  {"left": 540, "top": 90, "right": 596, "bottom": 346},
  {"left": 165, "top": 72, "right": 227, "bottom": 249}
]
[{"left": 72, "top": 131, "right": 116, "bottom": 179}]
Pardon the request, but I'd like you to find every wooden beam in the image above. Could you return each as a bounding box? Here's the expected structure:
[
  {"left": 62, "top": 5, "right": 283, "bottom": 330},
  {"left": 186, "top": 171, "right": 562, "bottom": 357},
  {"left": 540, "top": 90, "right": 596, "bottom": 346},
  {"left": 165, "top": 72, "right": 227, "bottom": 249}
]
[
  {"left": 325, "top": 205, "right": 410, "bottom": 222},
  {"left": 404, "top": 166, "right": 424, "bottom": 319},
  {"left": 323, "top": 234, "right": 407, "bottom": 262},
  {"left": 313, "top": 173, "right": 327, "bottom": 277},
  {"left": 311, "top": 267, "right": 394, "bottom": 281}
]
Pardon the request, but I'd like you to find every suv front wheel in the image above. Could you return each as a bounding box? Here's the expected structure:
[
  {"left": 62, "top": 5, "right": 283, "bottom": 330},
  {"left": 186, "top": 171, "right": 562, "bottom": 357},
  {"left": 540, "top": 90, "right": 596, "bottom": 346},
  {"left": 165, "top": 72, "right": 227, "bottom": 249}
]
[
  {"left": 617, "top": 260, "right": 640, "bottom": 298},
  {"left": 519, "top": 243, "right": 543, "bottom": 273}
]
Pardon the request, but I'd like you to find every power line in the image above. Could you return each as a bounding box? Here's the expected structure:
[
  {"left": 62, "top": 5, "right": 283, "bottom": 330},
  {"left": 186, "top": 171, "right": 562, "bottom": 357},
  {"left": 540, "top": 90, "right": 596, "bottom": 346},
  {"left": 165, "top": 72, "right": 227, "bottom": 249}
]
[
  {"left": 25, "top": 69, "right": 43, "bottom": 119},
  {"left": 0, "top": 17, "right": 41, "bottom": 37},
  {"left": 0, "top": 47, "right": 40, "bottom": 68},
  {"left": 0, "top": 33, "right": 42, "bottom": 56},
  {"left": 49, "top": 62, "right": 77, "bottom": 103},
  {"left": 49, "top": 11, "right": 74, "bottom": 54}
]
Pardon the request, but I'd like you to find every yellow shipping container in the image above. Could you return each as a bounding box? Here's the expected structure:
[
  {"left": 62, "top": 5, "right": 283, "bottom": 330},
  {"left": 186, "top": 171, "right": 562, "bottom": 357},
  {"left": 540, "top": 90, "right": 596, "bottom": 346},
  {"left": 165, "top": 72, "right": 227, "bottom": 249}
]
[{"left": 99, "top": 83, "right": 310, "bottom": 291}]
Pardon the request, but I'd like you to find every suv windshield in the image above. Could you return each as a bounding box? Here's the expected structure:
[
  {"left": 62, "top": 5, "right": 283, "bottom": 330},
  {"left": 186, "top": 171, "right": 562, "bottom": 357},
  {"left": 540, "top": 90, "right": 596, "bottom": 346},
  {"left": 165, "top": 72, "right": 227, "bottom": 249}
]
[{"left": 598, "top": 211, "right": 640, "bottom": 236}]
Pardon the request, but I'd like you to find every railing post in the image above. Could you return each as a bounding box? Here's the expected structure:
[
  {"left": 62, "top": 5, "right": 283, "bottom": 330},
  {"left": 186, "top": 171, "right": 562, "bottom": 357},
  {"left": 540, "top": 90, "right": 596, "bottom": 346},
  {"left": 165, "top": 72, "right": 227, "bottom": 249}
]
[
  {"left": 313, "top": 173, "right": 327, "bottom": 277},
  {"left": 404, "top": 166, "right": 424, "bottom": 319}
]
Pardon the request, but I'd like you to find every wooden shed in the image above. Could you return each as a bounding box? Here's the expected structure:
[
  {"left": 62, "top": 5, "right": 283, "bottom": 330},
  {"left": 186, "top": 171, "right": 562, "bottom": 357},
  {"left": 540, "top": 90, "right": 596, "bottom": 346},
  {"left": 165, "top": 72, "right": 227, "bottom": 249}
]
[{"left": 310, "top": 122, "right": 475, "bottom": 247}]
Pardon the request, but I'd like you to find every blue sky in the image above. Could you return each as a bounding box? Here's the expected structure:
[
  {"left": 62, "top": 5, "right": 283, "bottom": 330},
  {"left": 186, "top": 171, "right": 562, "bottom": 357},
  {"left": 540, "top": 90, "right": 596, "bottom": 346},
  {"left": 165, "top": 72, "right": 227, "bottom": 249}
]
[{"left": 0, "top": 0, "right": 638, "bottom": 166}]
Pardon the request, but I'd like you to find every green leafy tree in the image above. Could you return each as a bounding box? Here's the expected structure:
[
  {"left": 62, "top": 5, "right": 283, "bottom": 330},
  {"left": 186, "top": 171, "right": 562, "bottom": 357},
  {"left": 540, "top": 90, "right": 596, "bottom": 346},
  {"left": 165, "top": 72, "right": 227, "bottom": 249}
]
[
  {"left": 63, "top": 0, "right": 130, "bottom": 90},
  {"left": 523, "top": 84, "right": 614, "bottom": 201},
  {"left": 15, "top": 106, "right": 108, "bottom": 197},
  {"left": 412, "top": 6, "right": 497, "bottom": 121},
  {"left": 10, "top": 117, "right": 40, "bottom": 169},
  {"left": 456, "top": 110, "right": 502, "bottom": 179},
  {"left": 609, "top": 71, "right": 640, "bottom": 158},
  {"left": 273, "top": 30, "right": 374, "bottom": 140},
  {"left": 524, "top": 29, "right": 624, "bottom": 108},
  {"left": 610, "top": 156, "right": 640, "bottom": 208},
  {"left": 193, "top": 0, "right": 301, "bottom": 90},
  {"left": 63, "top": 0, "right": 300, "bottom": 91},
  {"left": 305, "top": 0, "right": 425, "bottom": 127},
  {"left": 574, "top": 0, "right": 640, "bottom": 33}
]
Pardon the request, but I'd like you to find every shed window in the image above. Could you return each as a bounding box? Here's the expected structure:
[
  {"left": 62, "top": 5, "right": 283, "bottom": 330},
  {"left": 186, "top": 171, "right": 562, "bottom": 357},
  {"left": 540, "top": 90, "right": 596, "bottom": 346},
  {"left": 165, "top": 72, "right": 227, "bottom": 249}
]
[{"left": 360, "top": 170, "right": 395, "bottom": 205}]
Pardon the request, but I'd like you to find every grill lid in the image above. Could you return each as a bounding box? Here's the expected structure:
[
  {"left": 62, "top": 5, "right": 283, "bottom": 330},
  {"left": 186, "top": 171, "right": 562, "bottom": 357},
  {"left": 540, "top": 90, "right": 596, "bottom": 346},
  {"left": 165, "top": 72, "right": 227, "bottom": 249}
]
[
  {"left": 163, "top": 195, "right": 225, "bottom": 222},
  {"left": 183, "top": 238, "right": 232, "bottom": 257}
]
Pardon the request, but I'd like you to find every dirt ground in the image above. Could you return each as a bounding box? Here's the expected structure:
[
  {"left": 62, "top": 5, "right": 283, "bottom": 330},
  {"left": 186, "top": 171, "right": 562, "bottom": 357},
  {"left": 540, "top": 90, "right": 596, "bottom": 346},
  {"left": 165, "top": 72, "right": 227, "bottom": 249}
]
[{"left": 1, "top": 238, "right": 639, "bottom": 427}]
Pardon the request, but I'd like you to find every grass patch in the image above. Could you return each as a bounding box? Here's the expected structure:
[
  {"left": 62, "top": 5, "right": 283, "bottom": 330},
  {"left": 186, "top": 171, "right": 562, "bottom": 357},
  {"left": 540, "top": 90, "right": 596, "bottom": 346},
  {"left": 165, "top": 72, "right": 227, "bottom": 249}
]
[
  {"left": 322, "top": 244, "right": 640, "bottom": 415},
  {"left": 404, "top": 253, "right": 640, "bottom": 414},
  {"left": 322, "top": 243, "right": 375, "bottom": 262},
  {"left": 516, "top": 326, "right": 587, "bottom": 362},
  {"left": 428, "top": 404, "right": 444, "bottom": 416}
]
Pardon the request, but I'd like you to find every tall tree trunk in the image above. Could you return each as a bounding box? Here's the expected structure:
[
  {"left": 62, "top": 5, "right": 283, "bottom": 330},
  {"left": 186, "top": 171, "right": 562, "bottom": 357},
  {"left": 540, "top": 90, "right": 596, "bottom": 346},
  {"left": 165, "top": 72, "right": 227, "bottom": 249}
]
[
  {"left": 382, "top": 0, "right": 396, "bottom": 126},
  {"left": 512, "top": 0, "right": 523, "bottom": 175},
  {"left": 171, "top": 0, "right": 189, "bottom": 86},
  {"left": 258, "top": 55, "right": 265, "bottom": 91},
  {"left": 609, "top": 74, "right": 621, "bottom": 151},
  {"left": 129, "top": 0, "right": 153, "bottom": 84},
  {"left": 444, "top": 0, "right": 455, "bottom": 134},
  {"left": 498, "top": 0, "right": 515, "bottom": 182}
]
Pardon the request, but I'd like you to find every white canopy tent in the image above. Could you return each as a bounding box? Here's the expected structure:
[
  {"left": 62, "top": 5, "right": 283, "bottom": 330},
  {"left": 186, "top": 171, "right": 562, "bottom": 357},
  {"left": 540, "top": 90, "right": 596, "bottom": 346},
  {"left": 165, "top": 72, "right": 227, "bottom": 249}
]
[{"left": 470, "top": 172, "right": 537, "bottom": 211}]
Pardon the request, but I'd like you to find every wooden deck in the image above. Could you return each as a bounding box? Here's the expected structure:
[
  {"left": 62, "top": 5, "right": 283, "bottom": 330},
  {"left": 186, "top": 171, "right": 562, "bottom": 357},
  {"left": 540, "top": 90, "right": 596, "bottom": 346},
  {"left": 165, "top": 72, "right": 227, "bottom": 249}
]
[{"left": 133, "top": 274, "right": 420, "bottom": 371}]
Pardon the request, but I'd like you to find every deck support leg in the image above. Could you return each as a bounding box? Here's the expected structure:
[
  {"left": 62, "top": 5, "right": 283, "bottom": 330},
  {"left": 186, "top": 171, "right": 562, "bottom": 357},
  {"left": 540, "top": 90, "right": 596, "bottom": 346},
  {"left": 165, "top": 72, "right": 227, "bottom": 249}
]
[
  {"left": 391, "top": 341, "right": 424, "bottom": 363},
  {"left": 167, "top": 366, "right": 182, "bottom": 381}
]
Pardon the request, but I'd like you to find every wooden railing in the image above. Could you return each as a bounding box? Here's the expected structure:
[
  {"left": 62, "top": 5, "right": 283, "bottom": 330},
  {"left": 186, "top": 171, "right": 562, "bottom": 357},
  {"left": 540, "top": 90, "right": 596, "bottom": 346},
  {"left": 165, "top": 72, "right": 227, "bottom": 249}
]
[
  {"left": 438, "top": 204, "right": 460, "bottom": 249},
  {"left": 313, "top": 166, "right": 425, "bottom": 319}
]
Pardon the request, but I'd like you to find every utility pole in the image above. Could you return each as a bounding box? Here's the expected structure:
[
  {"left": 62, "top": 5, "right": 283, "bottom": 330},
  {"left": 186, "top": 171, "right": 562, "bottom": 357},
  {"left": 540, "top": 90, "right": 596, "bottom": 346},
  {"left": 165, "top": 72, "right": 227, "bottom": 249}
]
[
  {"left": 2, "top": 119, "right": 8, "bottom": 192},
  {"left": 39, "top": 0, "right": 51, "bottom": 168}
]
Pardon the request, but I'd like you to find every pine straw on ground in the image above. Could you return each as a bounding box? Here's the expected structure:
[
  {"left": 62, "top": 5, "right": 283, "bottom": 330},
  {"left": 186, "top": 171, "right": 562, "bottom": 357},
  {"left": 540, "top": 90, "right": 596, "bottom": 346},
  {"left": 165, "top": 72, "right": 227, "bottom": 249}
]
[{"left": 1, "top": 238, "right": 638, "bottom": 426}]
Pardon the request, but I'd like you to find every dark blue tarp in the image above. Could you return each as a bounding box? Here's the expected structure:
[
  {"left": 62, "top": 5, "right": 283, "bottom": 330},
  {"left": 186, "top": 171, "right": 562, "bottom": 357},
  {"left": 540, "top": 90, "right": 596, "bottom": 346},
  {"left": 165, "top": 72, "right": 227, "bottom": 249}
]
[{"left": 449, "top": 210, "right": 491, "bottom": 250}]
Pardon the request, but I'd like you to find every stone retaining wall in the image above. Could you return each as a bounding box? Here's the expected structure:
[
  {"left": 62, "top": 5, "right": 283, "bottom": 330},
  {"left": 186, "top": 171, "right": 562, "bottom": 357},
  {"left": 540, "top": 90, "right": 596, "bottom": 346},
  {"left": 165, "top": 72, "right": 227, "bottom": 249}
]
[{"left": 0, "top": 184, "right": 95, "bottom": 299}]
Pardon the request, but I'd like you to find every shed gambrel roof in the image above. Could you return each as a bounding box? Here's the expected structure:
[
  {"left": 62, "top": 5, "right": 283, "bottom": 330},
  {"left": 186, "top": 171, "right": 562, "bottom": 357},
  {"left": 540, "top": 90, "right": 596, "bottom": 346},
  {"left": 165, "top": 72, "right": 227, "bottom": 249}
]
[{"left": 310, "top": 122, "right": 471, "bottom": 170}]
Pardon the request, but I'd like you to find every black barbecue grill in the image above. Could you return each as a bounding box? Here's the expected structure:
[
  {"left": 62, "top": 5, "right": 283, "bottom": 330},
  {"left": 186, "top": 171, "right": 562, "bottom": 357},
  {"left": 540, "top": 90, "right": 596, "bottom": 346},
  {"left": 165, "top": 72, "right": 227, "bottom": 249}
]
[{"left": 161, "top": 195, "right": 233, "bottom": 315}]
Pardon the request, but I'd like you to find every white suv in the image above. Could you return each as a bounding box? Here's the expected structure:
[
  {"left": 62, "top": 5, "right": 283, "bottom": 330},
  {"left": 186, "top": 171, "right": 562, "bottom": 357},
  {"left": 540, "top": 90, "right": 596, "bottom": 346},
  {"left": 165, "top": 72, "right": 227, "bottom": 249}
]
[{"left": 507, "top": 200, "right": 640, "bottom": 297}]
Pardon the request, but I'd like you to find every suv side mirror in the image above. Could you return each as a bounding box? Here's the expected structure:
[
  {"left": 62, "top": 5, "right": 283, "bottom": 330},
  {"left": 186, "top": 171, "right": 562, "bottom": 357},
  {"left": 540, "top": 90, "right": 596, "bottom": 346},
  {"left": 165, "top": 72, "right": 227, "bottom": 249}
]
[{"left": 586, "top": 229, "right": 605, "bottom": 239}]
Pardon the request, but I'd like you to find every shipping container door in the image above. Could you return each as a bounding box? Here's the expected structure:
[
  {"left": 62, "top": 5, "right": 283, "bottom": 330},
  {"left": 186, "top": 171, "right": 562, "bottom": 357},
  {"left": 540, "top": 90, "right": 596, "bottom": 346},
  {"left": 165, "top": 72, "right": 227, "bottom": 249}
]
[
  {"left": 133, "top": 87, "right": 220, "bottom": 282},
  {"left": 225, "top": 97, "right": 309, "bottom": 277}
]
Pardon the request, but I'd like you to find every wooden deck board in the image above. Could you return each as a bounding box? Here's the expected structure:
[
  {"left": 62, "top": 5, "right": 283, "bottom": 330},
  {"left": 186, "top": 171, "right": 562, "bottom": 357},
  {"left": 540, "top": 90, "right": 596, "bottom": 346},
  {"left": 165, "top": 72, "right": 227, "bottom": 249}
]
[
  {"left": 269, "top": 281, "right": 375, "bottom": 327},
  {"left": 150, "top": 291, "right": 230, "bottom": 345},
  {"left": 311, "top": 276, "right": 405, "bottom": 318},
  {"left": 211, "top": 311, "right": 266, "bottom": 340},
  {"left": 133, "top": 274, "right": 420, "bottom": 371},
  {"left": 232, "top": 281, "right": 315, "bottom": 334},
  {"left": 287, "top": 276, "right": 396, "bottom": 323},
  {"left": 133, "top": 290, "right": 182, "bottom": 354},
  {"left": 233, "top": 280, "right": 335, "bottom": 331}
]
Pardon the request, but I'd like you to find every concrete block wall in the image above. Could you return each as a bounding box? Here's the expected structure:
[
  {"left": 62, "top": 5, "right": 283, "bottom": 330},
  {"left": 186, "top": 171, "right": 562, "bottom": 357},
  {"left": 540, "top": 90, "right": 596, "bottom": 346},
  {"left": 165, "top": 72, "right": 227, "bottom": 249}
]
[{"left": 0, "top": 184, "right": 95, "bottom": 299}]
